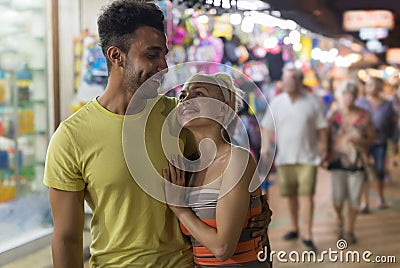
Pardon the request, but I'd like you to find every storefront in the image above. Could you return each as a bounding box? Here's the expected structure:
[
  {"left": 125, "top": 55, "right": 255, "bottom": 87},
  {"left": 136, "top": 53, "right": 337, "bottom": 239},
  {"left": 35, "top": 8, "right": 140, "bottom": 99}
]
[{"left": 0, "top": 0, "right": 56, "bottom": 264}]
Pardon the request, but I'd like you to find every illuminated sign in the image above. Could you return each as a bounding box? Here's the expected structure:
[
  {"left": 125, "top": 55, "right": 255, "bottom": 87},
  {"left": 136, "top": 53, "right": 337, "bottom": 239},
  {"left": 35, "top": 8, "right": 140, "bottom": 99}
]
[
  {"left": 359, "top": 28, "right": 389, "bottom": 40},
  {"left": 343, "top": 10, "right": 394, "bottom": 31},
  {"left": 386, "top": 48, "right": 400, "bottom": 64}
]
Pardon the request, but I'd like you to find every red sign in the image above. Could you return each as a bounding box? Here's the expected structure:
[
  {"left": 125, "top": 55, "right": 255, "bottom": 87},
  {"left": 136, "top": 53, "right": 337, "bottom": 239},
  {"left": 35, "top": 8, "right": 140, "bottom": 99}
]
[{"left": 343, "top": 10, "right": 394, "bottom": 31}]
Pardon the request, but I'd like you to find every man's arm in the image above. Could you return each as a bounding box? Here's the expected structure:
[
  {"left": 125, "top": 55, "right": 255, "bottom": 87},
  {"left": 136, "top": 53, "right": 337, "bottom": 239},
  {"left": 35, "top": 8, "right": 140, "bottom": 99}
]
[
  {"left": 317, "top": 128, "right": 328, "bottom": 165},
  {"left": 258, "top": 127, "right": 275, "bottom": 181},
  {"left": 50, "top": 188, "right": 85, "bottom": 268},
  {"left": 260, "top": 128, "right": 271, "bottom": 157}
]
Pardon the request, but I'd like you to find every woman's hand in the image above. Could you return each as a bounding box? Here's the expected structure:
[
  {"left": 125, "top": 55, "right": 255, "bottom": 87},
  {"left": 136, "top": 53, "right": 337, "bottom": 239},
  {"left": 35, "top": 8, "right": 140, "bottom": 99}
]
[{"left": 163, "top": 155, "right": 187, "bottom": 214}]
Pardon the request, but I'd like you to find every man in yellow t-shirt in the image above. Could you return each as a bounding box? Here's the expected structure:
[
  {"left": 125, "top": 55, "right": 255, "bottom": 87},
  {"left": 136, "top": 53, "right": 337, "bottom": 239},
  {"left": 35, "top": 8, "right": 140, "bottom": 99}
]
[
  {"left": 45, "top": 95, "right": 194, "bottom": 267},
  {"left": 44, "top": 1, "right": 271, "bottom": 267}
]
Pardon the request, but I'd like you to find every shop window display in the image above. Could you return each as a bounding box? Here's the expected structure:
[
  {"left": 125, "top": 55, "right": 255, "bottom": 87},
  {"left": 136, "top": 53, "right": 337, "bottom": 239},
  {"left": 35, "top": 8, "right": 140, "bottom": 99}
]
[{"left": 0, "top": 0, "right": 51, "bottom": 261}]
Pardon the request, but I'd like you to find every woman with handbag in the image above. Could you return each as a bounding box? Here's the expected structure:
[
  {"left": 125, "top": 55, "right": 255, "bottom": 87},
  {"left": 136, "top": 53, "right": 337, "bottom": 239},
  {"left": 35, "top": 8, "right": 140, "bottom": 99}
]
[{"left": 325, "top": 80, "right": 376, "bottom": 244}]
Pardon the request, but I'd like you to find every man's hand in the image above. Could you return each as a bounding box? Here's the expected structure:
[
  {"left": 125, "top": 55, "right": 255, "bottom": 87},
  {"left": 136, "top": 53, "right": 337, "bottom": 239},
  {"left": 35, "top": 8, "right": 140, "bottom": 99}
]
[
  {"left": 248, "top": 194, "right": 272, "bottom": 247},
  {"left": 393, "top": 143, "right": 399, "bottom": 155},
  {"left": 163, "top": 155, "right": 186, "bottom": 212}
]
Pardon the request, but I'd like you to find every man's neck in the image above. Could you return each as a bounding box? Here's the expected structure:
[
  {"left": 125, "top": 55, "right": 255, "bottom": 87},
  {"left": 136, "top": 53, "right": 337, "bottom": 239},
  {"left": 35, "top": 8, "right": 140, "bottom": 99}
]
[
  {"left": 287, "top": 89, "right": 302, "bottom": 103},
  {"left": 97, "top": 81, "right": 147, "bottom": 115}
]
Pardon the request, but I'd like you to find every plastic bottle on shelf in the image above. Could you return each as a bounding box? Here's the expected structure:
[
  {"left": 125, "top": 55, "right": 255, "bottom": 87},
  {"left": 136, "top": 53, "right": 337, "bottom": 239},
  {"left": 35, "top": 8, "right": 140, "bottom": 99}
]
[
  {"left": 5, "top": 114, "right": 15, "bottom": 139},
  {"left": 18, "top": 110, "right": 25, "bottom": 135},
  {"left": 16, "top": 65, "right": 32, "bottom": 102},
  {"left": 0, "top": 71, "right": 7, "bottom": 104},
  {"left": 26, "top": 109, "right": 34, "bottom": 133},
  {"left": 1, "top": 172, "right": 15, "bottom": 202},
  {"left": 0, "top": 150, "right": 8, "bottom": 170},
  {"left": 0, "top": 120, "right": 4, "bottom": 137},
  {"left": 7, "top": 148, "right": 23, "bottom": 170}
]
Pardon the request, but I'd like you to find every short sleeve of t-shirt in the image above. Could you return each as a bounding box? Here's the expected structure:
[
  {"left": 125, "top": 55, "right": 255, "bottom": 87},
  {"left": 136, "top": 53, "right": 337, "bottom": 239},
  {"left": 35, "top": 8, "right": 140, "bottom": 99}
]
[
  {"left": 261, "top": 102, "right": 275, "bottom": 131},
  {"left": 43, "top": 123, "right": 85, "bottom": 191}
]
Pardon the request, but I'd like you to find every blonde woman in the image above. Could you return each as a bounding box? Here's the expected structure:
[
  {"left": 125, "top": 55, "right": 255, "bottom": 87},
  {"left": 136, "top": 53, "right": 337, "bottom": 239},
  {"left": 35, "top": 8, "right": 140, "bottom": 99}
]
[{"left": 164, "top": 73, "right": 271, "bottom": 267}]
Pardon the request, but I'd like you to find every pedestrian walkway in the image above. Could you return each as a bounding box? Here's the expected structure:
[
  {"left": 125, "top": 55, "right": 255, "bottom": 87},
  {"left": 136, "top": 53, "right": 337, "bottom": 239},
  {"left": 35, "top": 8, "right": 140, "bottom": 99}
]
[
  {"left": 4, "top": 162, "right": 400, "bottom": 268},
  {"left": 267, "top": 164, "right": 400, "bottom": 268}
]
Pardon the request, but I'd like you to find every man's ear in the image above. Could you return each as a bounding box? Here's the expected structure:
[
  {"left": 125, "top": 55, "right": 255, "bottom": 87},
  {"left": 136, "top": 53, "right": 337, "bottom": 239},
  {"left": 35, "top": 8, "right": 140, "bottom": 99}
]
[{"left": 107, "top": 46, "right": 125, "bottom": 68}]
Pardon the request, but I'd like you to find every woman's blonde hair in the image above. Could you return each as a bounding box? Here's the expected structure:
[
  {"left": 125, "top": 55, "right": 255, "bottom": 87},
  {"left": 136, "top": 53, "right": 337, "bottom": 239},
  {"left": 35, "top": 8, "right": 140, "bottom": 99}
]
[{"left": 183, "top": 72, "right": 244, "bottom": 113}]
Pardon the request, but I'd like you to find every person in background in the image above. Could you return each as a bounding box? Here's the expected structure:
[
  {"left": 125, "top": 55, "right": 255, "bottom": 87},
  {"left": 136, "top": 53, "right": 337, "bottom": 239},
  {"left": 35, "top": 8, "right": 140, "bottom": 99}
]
[
  {"left": 43, "top": 1, "right": 271, "bottom": 267},
  {"left": 260, "top": 63, "right": 328, "bottom": 252},
  {"left": 325, "top": 80, "right": 375, "bottom": 244},
  {"left": 321, "top": 78, "right": 335, "bottom": 116},
  {"left": 356, "top": 77, "right": 398, "bottom": 212},
  {"left": 164, "top": 73, "right": 271, "bottom": 267}
]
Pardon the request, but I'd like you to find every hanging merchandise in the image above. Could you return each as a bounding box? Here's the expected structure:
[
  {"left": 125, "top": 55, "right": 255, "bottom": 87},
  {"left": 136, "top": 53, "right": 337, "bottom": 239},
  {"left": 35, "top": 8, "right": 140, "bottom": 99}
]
[
  {"left": 251, "top": 45, "right": 267, "bottom": 59},
  {"left": 183, "top": 17, "right": 197, "bottom": 46},
  {"left": 75, "top": 33, "right": 108, "bottom": 103},
  {"left": 266, "top": 52, "right": 284, "bottom": 81},
  {"left": 193, "top": 35, "right": 224, "bottom": 62},
  {"left": 73, "top": 31, "right": 86, "bottom": 92},
  {"left": 212, "top": 13, "right": 233, "bottom": 40},
  {"left": 236, "top": 44, "right": 249, "bottom": 64},
  {"left": 186, "top": 35, "right": 224, "bottom": 74},
  {"left": 302, "top": 62, "right": 319, "bottom": 89},
  {"left": 221, "top": 35, "right": 240, "bottom": 64},
  {"left": 157, "top": 0, "right": 173, "bottom": 44},
  {"left": 172, "top": 23, "right": 187, "bottom": 45},
  {"left": 168, "top": 45, "right": 187, "bottom": 64},
  {"left": 243, "top": 61, "right": 268, "bottom": 82},
  {"left": 301, "top": 37, "right": 312, "bottom": 60},
  {"left": 281, "top": 44, "right": 295, "bottom": 62}
]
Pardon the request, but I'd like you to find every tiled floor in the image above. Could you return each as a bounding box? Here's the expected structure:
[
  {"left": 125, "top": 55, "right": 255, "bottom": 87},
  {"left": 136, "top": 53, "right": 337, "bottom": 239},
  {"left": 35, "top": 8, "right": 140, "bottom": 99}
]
[
  {"left": 268, "top": 166, "right": 400, "bottom": 268},
  {"left": 4, "top": 160, "right": 400, "bottom": 268}
]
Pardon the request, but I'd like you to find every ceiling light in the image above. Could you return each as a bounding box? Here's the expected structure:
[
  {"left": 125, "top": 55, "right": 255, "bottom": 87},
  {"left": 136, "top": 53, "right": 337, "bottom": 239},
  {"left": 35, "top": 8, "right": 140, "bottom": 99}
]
[
  {"left": 285, "top": 20, "right": 297, "bottom": 30},
  {"left": 237, "top": 0, "right": 270, "bottom": 11},
  {"left": 197, "top": 15, "right": 209, "bottom": 24},
  {"left": 292, "top": 43, "right": 302, "bottom": 52},
  {"left": 230, "top": 13, "right": 242, "bottom": 25},
  {"left": 241, "top": 15, "right": 254, "bottom": 33}
]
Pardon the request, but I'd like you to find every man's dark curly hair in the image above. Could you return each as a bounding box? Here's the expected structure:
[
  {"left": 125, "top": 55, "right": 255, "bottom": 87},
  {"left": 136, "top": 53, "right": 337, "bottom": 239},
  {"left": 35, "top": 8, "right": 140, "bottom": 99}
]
[{"left": 97, "top": 0, "right": 165, "bottom": 70}]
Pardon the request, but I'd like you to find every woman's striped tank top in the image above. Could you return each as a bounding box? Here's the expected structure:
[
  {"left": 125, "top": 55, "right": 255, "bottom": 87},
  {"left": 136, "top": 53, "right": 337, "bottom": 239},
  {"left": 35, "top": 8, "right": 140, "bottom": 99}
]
[{"left": 179, "top": 188, "right": 270, "bottom": 267}]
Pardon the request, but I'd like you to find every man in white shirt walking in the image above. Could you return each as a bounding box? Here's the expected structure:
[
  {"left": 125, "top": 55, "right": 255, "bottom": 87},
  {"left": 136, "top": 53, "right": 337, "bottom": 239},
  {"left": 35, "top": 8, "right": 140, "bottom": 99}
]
[{"left": 261, "top": 63, "right": 327, "bottom": 251}]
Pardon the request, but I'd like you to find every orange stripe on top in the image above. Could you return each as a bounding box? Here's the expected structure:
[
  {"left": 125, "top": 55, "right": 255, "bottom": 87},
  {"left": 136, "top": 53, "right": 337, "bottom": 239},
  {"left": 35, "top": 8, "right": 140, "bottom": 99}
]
[
  {"left": 193, "top": 238, "right": 261, "bottom": 257},
  {"left": 180, "top": 207, "right": 262, "bottom": 236},
  {"left": 194, "top": 239, "right": 263, "bottom": 266}
]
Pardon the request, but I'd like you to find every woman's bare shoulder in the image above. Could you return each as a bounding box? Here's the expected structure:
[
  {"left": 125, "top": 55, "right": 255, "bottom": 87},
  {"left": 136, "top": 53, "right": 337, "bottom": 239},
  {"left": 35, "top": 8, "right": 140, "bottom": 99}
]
[{"left": 229, "top": 145, "right": 257, "bottom": 169}]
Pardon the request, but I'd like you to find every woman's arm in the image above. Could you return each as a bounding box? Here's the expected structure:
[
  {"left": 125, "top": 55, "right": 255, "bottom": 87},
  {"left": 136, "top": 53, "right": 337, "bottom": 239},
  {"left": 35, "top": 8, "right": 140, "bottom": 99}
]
[{"left": 165, "top": 150, "right": 256, "bottom": 261}]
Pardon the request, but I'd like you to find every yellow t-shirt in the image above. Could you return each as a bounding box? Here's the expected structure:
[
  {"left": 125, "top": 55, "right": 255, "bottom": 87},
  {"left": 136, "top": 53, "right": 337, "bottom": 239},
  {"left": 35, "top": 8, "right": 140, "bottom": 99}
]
[{"left": 44, "top": 96, "right": 194, "bottom": 267}]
